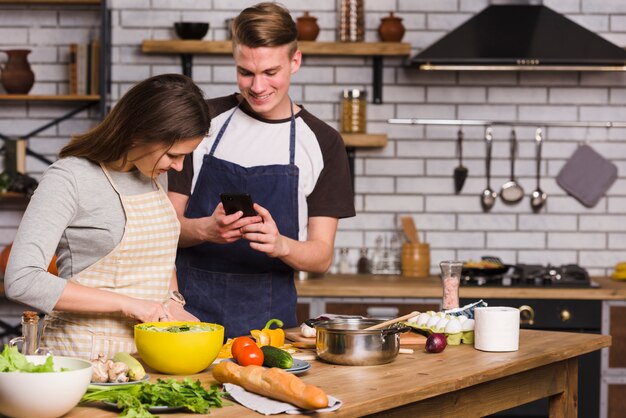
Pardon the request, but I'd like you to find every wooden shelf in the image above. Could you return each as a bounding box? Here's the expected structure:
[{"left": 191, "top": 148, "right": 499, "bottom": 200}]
[
  {"left": 0, "top": 1, "right": 100, "bottom": 4},
  {"left": 342, "top": 133, "right": 387, "bottom": 148},
  {"left": 141, "top": 40, "right": 412, "bottom": 104},
  {"left": 142, "top": 40, "right": 411, "bottom": 57},
  {"left": 0, "top": 94, "right": 100, "bottom": 102},
  {"left": 0, "top": 192, "right": 29, "bottom": 204}
]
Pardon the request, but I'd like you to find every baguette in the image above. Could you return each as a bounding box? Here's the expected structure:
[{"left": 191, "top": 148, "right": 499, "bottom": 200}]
[{"left": 212, "top": 361, "right": 329, "bottom": 410}]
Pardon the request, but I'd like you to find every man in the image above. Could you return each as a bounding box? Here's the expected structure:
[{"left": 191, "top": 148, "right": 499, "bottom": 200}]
[{"left": 168, "top": 2, "right": 355, "bottom": 339}]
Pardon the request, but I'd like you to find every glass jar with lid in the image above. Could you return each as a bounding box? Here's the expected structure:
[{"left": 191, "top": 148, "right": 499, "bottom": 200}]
[
  {"left": 338, "top": 0, "right": 365, "bottom": 42},
  {"left": 341, "top": 89, "right": 367, "bottom": 134}
]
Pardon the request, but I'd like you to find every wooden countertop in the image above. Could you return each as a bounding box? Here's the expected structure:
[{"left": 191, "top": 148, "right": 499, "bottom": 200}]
[
  {"left": 295, "top": 274, "right": 626, "bottom": 300},
  {"left": 66, "top": 329, "right": 610, "bottom": 417},
  {"left": 2, "top": 275, "right": 626, "bottom": 301}
]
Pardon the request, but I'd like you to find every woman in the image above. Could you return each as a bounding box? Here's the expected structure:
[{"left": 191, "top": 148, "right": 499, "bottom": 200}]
[{"left": 5, "top": 74, "right": 210, "bottom": 359}]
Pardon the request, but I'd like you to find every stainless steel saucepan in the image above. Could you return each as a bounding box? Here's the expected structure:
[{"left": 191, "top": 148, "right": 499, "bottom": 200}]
[{"left": 315, "top": 318, "right": 410, "bottom": 366}]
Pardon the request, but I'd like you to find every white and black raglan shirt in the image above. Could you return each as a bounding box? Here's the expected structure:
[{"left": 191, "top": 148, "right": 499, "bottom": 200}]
[{"left": 168, "top": 94, "right": 356, "bottom": 240}]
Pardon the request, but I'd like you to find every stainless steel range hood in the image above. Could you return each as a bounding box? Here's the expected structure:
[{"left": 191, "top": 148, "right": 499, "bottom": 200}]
[{"left": 410, "top": 1, "right": 626, "bottom": 71}]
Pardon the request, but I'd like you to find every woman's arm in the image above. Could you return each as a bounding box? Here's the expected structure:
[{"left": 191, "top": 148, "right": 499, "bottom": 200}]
[{"left": 5, "top": 164, "right": 78, "bottom": 312}]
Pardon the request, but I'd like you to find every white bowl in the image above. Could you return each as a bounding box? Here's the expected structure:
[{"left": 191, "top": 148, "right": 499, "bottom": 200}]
[{"left": 0, "top": 355, "right": 92, "bottom": 418}]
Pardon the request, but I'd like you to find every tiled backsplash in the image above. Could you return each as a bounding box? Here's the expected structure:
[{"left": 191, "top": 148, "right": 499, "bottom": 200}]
[{"left": 1, "top": 0, "right": 626, "bottom": 276}]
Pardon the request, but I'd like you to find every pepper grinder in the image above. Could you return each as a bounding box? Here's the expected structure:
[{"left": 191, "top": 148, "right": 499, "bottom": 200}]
[{"left": 439, "top": 261, "right": 462, "bottom": 310}]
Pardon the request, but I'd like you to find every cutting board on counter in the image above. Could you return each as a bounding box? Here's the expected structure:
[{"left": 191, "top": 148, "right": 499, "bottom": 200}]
[{"left": 285, "top": 328, "right": 426, "bottom": 346}]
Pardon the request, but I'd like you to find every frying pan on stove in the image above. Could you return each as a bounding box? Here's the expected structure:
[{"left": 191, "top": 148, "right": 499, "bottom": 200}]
[{"left": 462, "top": 256, "right": 511, "bottom": 276}]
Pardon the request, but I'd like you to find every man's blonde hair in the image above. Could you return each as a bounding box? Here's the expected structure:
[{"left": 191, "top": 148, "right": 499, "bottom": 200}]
[{"left": 232, "top": 2, "right": 298, "bottom": 58}]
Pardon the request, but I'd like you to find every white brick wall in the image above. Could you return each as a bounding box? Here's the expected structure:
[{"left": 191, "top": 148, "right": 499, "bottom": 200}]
[{"left": 2, "top": 1, "right": 626, "bottom": 276}]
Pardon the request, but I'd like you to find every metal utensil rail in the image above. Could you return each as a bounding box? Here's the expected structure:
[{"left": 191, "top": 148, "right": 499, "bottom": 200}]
[{"left": 388, "top": 118, "right": 626, "bottom": 128}]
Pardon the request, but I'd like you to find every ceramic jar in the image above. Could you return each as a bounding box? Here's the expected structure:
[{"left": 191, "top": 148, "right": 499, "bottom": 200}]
[
  {"left": 297, "top": 11, "right": 320, "bottom": 41},
  {"left": 0, "top": 49, "right": 35, "bottom": 94},
  {"left": 378, "top": 12, "right": 405, "bottom": 42},
  {"left": 401, "top": 243, "right": 430, "bottom": 278}
]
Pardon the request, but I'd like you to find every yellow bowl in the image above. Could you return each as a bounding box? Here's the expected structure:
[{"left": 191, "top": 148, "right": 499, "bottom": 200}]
[{"left": 134, "top": 322, "right": 224, "bottom": 375}]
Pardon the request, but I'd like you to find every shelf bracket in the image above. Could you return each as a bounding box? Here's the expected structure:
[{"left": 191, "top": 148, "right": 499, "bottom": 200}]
[
  {"left": 0, "top": 101, "right": 96, "bottom": 167},
  {"left": 372, "top": 56, "right": 383, "bottom": 104},
  {"left": 181, "top": 54, "right": 193, "bottom": 78}
]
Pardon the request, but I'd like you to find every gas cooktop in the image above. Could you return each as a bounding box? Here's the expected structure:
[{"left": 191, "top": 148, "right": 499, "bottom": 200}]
[{"left": 461, "top": 263, "right": 598, "bottom": 288}]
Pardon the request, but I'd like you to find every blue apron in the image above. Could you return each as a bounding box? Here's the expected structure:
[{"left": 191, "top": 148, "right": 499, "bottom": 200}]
[{"left": 177, "top": 101, "right": 299, "bottom": 339}]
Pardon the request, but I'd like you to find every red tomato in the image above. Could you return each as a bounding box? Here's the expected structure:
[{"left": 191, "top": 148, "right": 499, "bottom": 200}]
[
  {"left": 231, "top": 336, "right": 256, "bottom": 360},
  {"left": 236, "top": 344, "right": 264, "bottom": 366}
]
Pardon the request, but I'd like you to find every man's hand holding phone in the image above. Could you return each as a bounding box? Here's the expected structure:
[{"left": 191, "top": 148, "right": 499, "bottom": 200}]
[
  {"left": 211, "top": 193, "right": 262, "bottom": 244},
  {"left": 220, "top": 193, "right": 257, "bottom": 217}
]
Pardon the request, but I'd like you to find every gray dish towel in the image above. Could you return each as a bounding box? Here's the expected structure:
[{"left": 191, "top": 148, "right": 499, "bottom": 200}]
[
  {"left": 556, "top": 145, "right": 618, "bottom": 208},
  {"left": 223, "top": 383, "right": 342, "bottom": 415}
]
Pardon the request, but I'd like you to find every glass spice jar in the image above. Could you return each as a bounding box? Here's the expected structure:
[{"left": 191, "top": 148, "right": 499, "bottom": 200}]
[
  {"left": 341, "top": 89, "right": 367, "bottom": 133},
  {"left": 8, "top": 311, "right": 40, "bottom": 354},
  {"left": 338, "top": 0, "right": 365, "bottom": 42}
]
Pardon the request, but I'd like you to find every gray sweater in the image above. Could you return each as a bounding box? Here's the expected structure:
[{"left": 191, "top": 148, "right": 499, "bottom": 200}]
[{"left": 4, "top": 157, "right": 168, "bottom": 313}]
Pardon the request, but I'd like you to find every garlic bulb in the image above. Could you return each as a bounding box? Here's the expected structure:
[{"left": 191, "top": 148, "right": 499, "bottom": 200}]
[{"left": 300, "top": 322, "right": 316, "bottom": 338}]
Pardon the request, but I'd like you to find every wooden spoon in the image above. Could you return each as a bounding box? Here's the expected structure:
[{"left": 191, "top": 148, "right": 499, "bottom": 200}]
[
  {"left": 364, "top": 311, "right": 420, "bottom": 330},
  {"left": 400, "top": 216, "right": 419, "bottom": 243}
]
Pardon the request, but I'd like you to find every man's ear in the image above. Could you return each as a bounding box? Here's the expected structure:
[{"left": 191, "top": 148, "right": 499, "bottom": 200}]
[{"left": 290, "top": 49, "right": 302, "bottom": 74}]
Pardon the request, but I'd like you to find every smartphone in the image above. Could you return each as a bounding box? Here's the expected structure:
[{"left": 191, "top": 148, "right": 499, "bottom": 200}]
[{"left": 220, "top": 193, "right": 257, "bottom": 217}]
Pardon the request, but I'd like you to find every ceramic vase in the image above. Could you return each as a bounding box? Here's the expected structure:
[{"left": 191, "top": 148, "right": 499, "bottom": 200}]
[
  {"left": 297, "top": 11, "right": 320, "bottom": 41},
  {"left": 378, "top": 12, "right": 405, "bottom": 42},
  {"left": 0, "top": 49, "right": 35, "bottom": 94}
]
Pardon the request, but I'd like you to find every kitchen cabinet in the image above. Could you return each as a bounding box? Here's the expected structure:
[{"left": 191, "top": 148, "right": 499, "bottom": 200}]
[
  {"left": 608, "top": 384, "right": 626, "bottom": 418},
  {"left": 603, "top": 302, "right": 626, "bottom": 417},
  {"left": 0, "top": 0, "right": 110, "bottom": 175}
]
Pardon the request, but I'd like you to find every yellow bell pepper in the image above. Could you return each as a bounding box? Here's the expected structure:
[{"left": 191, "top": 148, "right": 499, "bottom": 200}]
[{"left": 250, "top": 319, "right": 285, "bottom": 347}]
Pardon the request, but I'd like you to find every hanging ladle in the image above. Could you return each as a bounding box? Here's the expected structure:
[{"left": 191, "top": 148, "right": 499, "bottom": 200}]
[
  {"left": 454, "top": 128, "right": 468, "bottom": 194},
  {"left": 500, "top": 128, "right": 524, "bottom": 204},
  {"left": 531, "top": 128, "right": 547, "bottom": 212},
  {"left": 480, "top": 127, "right": 497, "bottom": 212}
]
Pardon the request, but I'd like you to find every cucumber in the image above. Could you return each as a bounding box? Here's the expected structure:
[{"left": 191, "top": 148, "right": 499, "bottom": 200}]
[{"left": 260, "top": 346, "right": 293, "bottom": 369}]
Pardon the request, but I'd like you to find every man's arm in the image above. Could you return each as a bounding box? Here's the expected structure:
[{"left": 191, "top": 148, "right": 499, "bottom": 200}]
[
  {"left": 242, "top": 204, "right": 337, "bottom": 273},
  {"left": 277, "top": 216, "right": 337, "bottom": 273}
]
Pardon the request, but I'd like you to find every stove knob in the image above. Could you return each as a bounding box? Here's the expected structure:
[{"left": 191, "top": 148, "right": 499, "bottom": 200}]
[
  {"left": 560, "top": 309, "right": 571, "bottom": 322},
  {"left": 519, "top": 305, "right": 535, "bottom": 325}
]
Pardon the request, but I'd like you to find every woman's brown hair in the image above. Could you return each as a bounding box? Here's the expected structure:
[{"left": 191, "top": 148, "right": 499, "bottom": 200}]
[
  {"left": 60, "top": 74, "right": 209, "bottom": 165},
  {"left": 231, "top": 2, "right": 298, "bottom": 58}
]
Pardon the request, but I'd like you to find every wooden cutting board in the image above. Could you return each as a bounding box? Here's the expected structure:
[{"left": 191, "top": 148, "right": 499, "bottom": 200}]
[{"left": 285, "top": 328, "right": 426, "bottom": 346}]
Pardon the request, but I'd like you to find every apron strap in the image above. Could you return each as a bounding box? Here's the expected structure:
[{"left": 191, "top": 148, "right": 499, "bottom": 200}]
[
  {"left": 209, "top": 100, "right": 241, "bottom": 157},
  {"left": 100, "top": 163, "right": 122, "bottom": 195},
  {"left": 288, "top": 99, "right": 296, "bottom": 165},
  {"left": 100, "top": 163, "right": 162, "bottom": 193}
]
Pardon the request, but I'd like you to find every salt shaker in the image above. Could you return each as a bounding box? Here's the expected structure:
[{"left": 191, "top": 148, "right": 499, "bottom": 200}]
[
  {"left": 439, "top": 261, "right": 462, "bottom": 310},
  {"left": 338, "top": 248, "right": 351, "bottom": 274}
]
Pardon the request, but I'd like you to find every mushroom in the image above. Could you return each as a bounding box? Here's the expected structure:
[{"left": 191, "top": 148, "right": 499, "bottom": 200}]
[
  {"left": 90, "top": 353, "right": 109, "bottom": 383},
  {"left": 107, "top": 360, "right": 129, "bottom": 383}
]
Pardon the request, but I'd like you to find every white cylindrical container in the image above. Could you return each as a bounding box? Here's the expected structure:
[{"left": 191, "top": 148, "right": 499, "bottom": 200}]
[{"left": 474, "top": 306, "right": 520, "bottom": 352}]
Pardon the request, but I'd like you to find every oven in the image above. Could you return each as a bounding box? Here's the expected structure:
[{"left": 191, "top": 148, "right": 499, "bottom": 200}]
[{"left": 460, "top": 297, "right": 601, "bottom": 418}]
